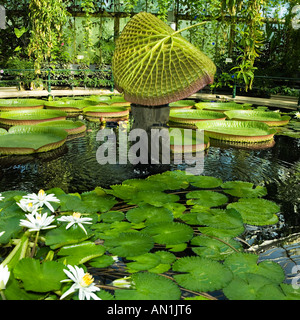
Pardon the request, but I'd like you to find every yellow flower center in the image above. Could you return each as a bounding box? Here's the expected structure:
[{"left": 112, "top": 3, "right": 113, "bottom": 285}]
[
  {"left": 38, "top": 189, "right": 45, "bottom": 196},
  {"left": 73, "top": 212, "right": 81, "bottom": 219},
  {"left": 80, "top": 273, "right": 94, "bottom": 287},
  {"left": 28, "top": 203, "right": 33, "bottom": 208}
]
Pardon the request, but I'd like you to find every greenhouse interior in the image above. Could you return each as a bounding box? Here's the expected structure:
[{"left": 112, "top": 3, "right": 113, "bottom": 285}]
[{"left": 0, "top": 0, "right": 299, "bottom": 303}]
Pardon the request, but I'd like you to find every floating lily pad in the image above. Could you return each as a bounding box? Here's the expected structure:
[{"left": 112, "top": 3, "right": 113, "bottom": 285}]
[
  {"left": 188, "top": 175, "right": 223, "bottom": 188},
  {"left": 0, "top": 125, "right": 68, "bottom": 155},
  {"left": 172, "top": 256, "right": 233, "bottom": 292},
  {"left": 14, "top": 258, "right": 66, "bottom": 293},
  {"left": 142, "top": 221, "right": 194, "bottom": 245},
  {"left": 44, "top": 99, "right": 98, "bottom": 114},
  {"left": 0, "top": 99, "right": 45, "bottom": 111},
  {"left": 227, "top": 198, "right": 280, "bottom": 225},
  {"left": 83, "top": 106, "right": 129, "bottom": 121},
  {"left": 196, "top": 120, "right": 277, "bottom": 143},
  {"left": 0, "top": 109, "right": 67, "bottom": 126},
  {"left": 114, "top": 272, "right": 181, "bottom": 300},
  {"left": 36, "top": 120, "right": 87, "bottom": 135},
  {"left": 195, "top": 102, "right": 246, "bottom": 112},
  {"left": 169, "top": 100, "right": 195, "bottom": 109},
  {"left": 169, "top": 109, "right": 226, "bottom": 124},
  {"left": 221, "top": 181, "right": 267, "bottom": 198},
  {"left": 112, "top": 12, "right": 216, "bottom": 106},
  {"left": 57, "top": 241, "right": 106, "bottom": 265},
  {"left": 186, "top": 190, "right": 228, "bottom": 207},
  {"left": 169, "top": 128, "right": 210, "bottom": 153},
  {"left": 225, "top": 110, "right": 291, "bottom": 126},
  {"left": 126, "top": 204, "right": 174, "bottom": 225},
  {"left": 191, "top": 235, "right": 242, "bottom": 260},
  {"left": 104, "top": 232, "right": 154, "bottom": 257},
  {"left": 128, "top": 190, "right": 180, "bottom": 207}
]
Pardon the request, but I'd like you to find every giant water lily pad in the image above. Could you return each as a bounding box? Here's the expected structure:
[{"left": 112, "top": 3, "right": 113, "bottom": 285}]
[
  {"left": 0, "top": 109, "right": 67, "bottom": 126},
  {"left": 195, "top": 102, "right": 246, "bottom": 112},
  {"left": 196, "top": 120, "right": 276, "bottom": 143},
  {"left": 169, "top": 100, "right": 195, "bottom": 109},
  {"left": 0, "top": 99, "right": 45, "bottom": 111},
  {"left": 112, "top": 12, "right": 216, "bottom": 106},
  {"left": 36, "top": 120, "right": 86, "bottom": 135},
  {"left": 169, "top": 109, "right": 226, "bottom": 124},
  {"left": 44, "top": 99, "right": 98, "bottom": 114},
  {"left": 169, "top": 128, "right": 210, "bottom": 153},
  {"left": 0, "top": 125, "right": 68, "bottom": 155},
  {"left": 83, "top": 106, "right": 129, "bottom": 118},
  {"left": 225, "top": 110, "right": 291, "bottom": 127}
]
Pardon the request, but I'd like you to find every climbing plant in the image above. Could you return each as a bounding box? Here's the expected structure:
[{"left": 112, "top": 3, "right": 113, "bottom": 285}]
[{"left": 27, "top": 0, "right": 69, "bottom": 73}]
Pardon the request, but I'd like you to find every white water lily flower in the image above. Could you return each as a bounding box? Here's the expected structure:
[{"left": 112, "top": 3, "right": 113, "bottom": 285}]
[
  {"left": 0, "top": 194, "right": 4, "bottom": 201},
  {"left": 23, "top": 189, "right": 60, "bottom": 212},
  {"left": 112, "top": 276, "right": 132, "bottom": 289},
  {"left": 17, "top": 199, "right": 38, "bottom": 213},
  {"left": 295, "top": 112, "right": 300, "bottom": 119},
  {"left": 0, "top": 265, "right": 10, "bottom": 290},
  {"left": 0, "top": 231, "right": 5, "bottom": 238},
  {"left": 60, "top": 265, "right": 101, "bottom": 300},
  {"left": 19, "top": 211, "right": 56, "bottom": 232},
  {"left": 57, "top": 212, "right": 92, "bottom": 235}
]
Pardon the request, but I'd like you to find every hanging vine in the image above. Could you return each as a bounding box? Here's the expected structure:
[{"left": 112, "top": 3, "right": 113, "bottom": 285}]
[
  {"left": 230, "top": 0, "right": 266, "bottom": 91},
  {"left": 27, "top": 0, "right": 69, "bottom": 73},
  {"left": 81, "top": 0, "right": 95, "bottom": 65}
]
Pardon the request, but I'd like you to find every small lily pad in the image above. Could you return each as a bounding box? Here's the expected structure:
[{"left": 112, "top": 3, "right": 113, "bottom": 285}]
[
  {"left": 104, "top": 232, "right": 154, "bottom": 257},
  {"left": 186, "top": 190, "right": 228, "bottom": 207},
  {"left": 14, "top": 258, "right": 65, "bottom": 293},
  {"left": 221, "top": 181, "right": 267, "bottom": 198},
  {"left": 172, "top": 256, "right": 233, "bottom": 292},
  {"left": 142, "top": 221, "right": 194, "bottom": 245},
  {"left": 114, "top": 272, "right": 181, "bottom": 300}
]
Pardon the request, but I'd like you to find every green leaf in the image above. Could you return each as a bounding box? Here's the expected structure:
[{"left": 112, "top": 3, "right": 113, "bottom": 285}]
[
  {"left": 88, "top": 255, "right": 115, "bottom": 268},
  {"left": 57, "top": 241, "right": 106, "bottom": 265},
  {"left": 114, "top": 272, "right": 181, "bottom": 300},
  {"left": 223, "top": 274, "right": 276, "bottom": 300},
  {"left": 186, "top": 190, "right": 228, "bottom": 207},
  {"left": 224, "top": 253, "right": 285, "bottom": 283},
  {"left": 126, "top": 253, "right": 161, "bottom": 272},
  {"left": 112, "top": 12, "right": 216, "bottom": 106},
  {"left": 143, "top": 222, "right": 194, "bottom": 245},
  {"left": 188, "top": 175, "right": 223, "bottom": 189},
  {"left": 257, "top": 283, "right": 300, "bottom": 300},
  {"left": 191, "top": 235, "right": 242, "bottom": 260},
  {"left": 45, "top": 225, "right": 91, "bottom": 249},
  {"left": 196, "top": 208, "right": 245, "bottom": 237},
  {"left": 227, "top": 198, "right": 280, "bottom": 225},
  {"left": 14, "top": 258, "right": 65, "bottom": 293},
  {"left": 146, "top": 172, "right": 189, "bottom": 190},
  {"left": 100, "top": 211, "right": 125, "bottom": 223},
  {"left": 129, "top": 191, "right": 180, "bottom": 207},
  {"left": 172, "top": 256, "right": 233, "bottom": 292},
  {"left": 221, "top": 181, "right": 267, "bottom": 198},
  {"left": 126, "top": 204, "right": 173, "bottom": 225},
  {"left": 104, "top": 232, "right": 154, "bottom": 257}
]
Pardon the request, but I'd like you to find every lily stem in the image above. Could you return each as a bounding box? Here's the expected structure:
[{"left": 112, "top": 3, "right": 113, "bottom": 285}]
[
  {"left": 172, "top": 21, "right": 208, "bottom": 36},
  {"left": 31, "top": 230, "right": 40, "bottom": 258},
  {"left": 0, "top": 290, "right": 6, "bottom": 300}
]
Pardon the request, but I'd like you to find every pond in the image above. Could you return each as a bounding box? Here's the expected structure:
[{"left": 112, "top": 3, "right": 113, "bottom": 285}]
[{"left": 0, "top": 114, "right": 299, "bottom": 244}]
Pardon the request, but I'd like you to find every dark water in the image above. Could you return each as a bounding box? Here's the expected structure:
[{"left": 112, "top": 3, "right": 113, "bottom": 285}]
[{"left": 0, "top": 117, "right": 300, "bottom": 243}]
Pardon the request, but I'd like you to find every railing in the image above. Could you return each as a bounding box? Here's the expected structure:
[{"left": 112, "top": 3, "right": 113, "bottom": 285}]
[{"left": 0, "top": 68, "right": 114, "bottom": 95}]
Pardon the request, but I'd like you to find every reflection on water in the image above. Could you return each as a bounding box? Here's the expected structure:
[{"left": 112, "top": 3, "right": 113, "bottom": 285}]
[{"left": 0, "top": 118, "right": 300, "bottom": 241}]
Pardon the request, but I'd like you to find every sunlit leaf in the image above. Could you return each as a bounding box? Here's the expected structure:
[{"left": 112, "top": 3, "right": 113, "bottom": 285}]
[
  {"left": 221, "top": 181, "right": 267, "bottom": 198},
  {"left": 186, "top": 190, "right": 228, "bottom": 207}
]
